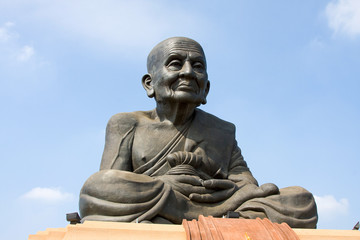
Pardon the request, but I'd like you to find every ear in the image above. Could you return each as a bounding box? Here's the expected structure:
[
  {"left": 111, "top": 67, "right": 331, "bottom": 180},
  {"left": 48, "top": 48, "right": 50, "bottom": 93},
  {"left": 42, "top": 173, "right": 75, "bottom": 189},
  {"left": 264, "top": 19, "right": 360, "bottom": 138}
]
[
  {"left": 202, "top": 80, "right": 210, "bottom": 105},
  {"left": 142, "top": 74, "right": 155, "bottom": 98}
]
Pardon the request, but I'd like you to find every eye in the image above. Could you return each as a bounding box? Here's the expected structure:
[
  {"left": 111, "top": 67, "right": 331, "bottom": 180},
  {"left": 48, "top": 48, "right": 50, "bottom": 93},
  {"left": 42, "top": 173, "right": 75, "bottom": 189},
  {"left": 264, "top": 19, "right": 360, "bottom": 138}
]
[
  {"left": 167, "top": 59, "right": 183, "bottom": 70},
  {"left": 193, "top": 62, "right": 205, "bottom": 72}
]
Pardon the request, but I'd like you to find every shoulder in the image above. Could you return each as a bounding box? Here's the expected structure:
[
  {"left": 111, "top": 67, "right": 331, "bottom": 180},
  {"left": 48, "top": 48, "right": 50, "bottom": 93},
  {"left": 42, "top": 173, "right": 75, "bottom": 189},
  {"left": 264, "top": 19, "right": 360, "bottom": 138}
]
[
  {"left": 195, "top": 108, "right": 235, "bottom": 133},
  {"left": 106, "top": 110, "right": 153, "bottom": 132}
]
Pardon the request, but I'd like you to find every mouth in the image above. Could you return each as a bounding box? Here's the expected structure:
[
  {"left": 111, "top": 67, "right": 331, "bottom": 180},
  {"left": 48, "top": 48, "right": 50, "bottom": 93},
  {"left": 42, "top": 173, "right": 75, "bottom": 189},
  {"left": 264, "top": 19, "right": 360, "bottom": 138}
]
[
  {"left": 177, "top": 84, "right": 196, "bottom": 92},
  {"left": 173, "top": 80, "right": 199, "bottom": 93}
]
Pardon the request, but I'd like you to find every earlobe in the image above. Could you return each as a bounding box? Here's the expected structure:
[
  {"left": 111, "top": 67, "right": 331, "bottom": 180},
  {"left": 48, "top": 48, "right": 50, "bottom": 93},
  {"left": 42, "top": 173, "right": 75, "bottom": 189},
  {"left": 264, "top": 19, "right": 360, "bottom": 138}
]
[
  {"left": 142, "top": 74, "right": 155, "bottom": 98},
  {"left": 202, "top": 80, "right": 210, "bottom": 105}
]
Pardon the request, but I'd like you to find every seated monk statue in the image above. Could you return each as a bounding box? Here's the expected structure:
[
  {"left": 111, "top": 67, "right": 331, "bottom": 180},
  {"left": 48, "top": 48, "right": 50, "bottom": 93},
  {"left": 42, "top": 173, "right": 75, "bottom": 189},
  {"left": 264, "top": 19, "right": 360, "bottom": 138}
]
[{"left": 79, "top": 37, "right": 318, "bottom": 228}]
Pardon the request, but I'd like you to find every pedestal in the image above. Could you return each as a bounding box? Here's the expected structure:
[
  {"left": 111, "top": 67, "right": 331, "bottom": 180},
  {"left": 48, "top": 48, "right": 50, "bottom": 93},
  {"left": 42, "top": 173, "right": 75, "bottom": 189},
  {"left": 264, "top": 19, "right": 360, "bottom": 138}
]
[{"left": 28, "top": 216, "right": 360, "bottom": 240}]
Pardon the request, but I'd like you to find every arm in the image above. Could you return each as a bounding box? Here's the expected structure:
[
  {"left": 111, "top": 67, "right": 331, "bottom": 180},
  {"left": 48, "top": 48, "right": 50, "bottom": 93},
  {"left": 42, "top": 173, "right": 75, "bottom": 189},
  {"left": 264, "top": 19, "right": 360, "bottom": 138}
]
[
  {"left": 227, "top": 142, "right": 259, "bottom": 188},
  {"left": 100, "top": 113, "right": 136, "bottom": 171},
  {"left": 227, "top": 142, "right": 279, "bottom": 197}
]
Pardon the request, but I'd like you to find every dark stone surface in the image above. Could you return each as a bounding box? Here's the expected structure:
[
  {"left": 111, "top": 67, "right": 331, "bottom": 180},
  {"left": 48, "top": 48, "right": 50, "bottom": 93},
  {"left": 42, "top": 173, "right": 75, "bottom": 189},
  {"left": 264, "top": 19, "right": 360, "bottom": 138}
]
[
  {"left": 79, "top": 37, "right": 318, "bottom": 228},
  {"left": 66, "top": 212, "right": 81, "bottom": 224}
]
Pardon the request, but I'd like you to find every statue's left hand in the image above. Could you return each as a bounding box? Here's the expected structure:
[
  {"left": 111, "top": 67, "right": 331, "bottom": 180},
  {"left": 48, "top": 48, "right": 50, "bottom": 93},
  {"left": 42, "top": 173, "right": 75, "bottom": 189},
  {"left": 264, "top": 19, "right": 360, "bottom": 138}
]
[{"left": 189, "top": 179, "right": 238, "bottom": 203}]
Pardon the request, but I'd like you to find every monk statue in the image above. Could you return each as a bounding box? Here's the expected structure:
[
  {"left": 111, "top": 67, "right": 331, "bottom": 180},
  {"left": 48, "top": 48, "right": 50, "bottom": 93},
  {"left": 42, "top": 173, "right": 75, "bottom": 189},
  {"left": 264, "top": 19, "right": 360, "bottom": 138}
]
[{"left": 79, "top": 37, "right": 318, "bottom": 228}]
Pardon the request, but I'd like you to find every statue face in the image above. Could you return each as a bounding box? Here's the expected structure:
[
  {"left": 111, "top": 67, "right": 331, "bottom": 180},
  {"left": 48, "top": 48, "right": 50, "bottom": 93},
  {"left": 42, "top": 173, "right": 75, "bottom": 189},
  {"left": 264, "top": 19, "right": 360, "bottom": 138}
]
[{"left": 144, "top": 38, "right": 209, "bottom": 105}]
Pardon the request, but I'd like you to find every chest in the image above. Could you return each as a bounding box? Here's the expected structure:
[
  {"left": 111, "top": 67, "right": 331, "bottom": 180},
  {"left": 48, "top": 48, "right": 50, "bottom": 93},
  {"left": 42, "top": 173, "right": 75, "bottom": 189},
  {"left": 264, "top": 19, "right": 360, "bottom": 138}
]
[{"left": 132, "top": 123, "right": 185, "bottom": 170}]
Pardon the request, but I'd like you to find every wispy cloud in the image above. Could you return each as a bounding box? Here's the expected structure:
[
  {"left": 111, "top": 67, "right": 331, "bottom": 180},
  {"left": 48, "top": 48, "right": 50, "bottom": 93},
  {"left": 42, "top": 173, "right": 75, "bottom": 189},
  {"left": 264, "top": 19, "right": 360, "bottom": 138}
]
[
  {"left": 325, "top": 0, "right": 360, "bottom": 38},
  {"left": 315, "top": 195, "right": 349, "bottom": 220},
  {"left": 0, "top": 21, "right": 16, "bottom": 42},
  {"left": 1, "top": 1, "right": 210, "bottom": 57},
  {"left": 309, "top": 37, "right": 326, "bottom": 48},
  {"left": 20, "top": 187, "right": 74, "bottom": 203},
  {"left": 0, "top": 21, "right": 56, "bottom": 97},
  {"left": 0, "top": 21, "right": 36, "bottom": 63},
  {"left": 44, "top": 1, "right": 208, "bottom": 49},
  {"left": 17, "top": 45, "right": 35, "bottom": 62}
]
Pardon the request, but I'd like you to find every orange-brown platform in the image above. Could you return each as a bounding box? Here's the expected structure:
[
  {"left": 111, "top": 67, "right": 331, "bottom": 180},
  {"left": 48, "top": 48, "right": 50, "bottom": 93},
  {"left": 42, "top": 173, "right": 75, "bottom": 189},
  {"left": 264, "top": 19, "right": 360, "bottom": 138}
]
[
  {"left": 29, "top": 216, "right": 360, "bottom": 240},
  {"left": 183, "top": 215, "right": 299, "bottom": 239}
]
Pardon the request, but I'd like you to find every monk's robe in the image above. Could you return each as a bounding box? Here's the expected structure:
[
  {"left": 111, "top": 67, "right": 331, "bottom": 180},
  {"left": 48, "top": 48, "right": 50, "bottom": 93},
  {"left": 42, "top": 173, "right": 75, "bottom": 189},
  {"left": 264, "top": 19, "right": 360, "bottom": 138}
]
[{"left": 79, "top": 109, "right": 318, "bottom": 228}]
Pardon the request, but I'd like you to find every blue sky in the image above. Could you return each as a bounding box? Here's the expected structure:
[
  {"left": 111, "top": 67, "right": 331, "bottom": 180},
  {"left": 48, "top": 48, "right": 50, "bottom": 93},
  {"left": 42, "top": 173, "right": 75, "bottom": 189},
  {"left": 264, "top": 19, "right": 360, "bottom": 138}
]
[{"left": 1, "top": 0, "right": 359, "bottom": 238}]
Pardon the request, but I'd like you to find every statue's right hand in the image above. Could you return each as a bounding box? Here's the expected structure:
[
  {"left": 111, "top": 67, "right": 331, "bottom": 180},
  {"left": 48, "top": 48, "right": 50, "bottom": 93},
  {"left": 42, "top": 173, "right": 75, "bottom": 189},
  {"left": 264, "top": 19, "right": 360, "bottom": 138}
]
[{"left": 156, "top": 175, "right": 214, "bottom": 198}]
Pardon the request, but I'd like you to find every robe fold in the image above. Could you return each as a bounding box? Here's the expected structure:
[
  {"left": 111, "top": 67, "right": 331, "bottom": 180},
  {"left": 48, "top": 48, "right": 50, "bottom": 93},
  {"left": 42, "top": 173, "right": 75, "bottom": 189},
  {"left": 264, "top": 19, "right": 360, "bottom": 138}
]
[{"left": 79, "top": 109, "right": 318, "bottom": 228}]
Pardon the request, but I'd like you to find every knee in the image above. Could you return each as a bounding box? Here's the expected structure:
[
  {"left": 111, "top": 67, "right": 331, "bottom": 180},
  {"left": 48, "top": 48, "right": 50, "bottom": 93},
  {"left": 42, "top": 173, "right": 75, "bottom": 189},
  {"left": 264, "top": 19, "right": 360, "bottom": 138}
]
[{"left": 281, "top": 186, "right": 315, "bottom": 198}]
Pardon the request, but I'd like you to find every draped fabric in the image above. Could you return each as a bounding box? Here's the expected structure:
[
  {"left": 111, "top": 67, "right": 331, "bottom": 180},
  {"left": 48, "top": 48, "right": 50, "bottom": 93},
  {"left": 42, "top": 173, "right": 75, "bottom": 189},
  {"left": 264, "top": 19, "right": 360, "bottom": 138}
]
[
  {"left": 133, "top": 116, "right": 192, "bottom": 177},
  {"left": 80, "top": 170, "right": 172, "bottom": 223},
  {"left": 236, "top": 186, "right": 318, "bottom": 228},
  {"left": 79, "top": 109, "right": 317, "bottom": 228},
  {"left": 80, "top": 117, "right": 192, "bottom": 223}
]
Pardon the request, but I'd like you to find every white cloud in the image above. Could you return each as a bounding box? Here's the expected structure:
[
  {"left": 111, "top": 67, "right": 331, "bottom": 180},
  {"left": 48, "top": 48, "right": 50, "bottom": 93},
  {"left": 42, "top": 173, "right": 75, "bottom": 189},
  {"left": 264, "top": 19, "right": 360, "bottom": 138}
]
[
  {"left": 0, "top": 21, "right": 16, "bottom": 42},
  {"left": 17, "top": 45, "right": 35, "bottom": 62},
  {"left": 309, "top": 37, "right": 326, "bottom": 49},
  {"left": 325, "top": 0, "right": 360, "bottom": 37},
  {"left": 0, "top": 21, "right": 56, "bottom": 97},
  {"left": 4, "top": 21, "right": 14, "bottom": 28},
  {"left": 315, "top": 195, "right": 349, "bottom": 220},
  {"left": 20, "top": 187, "right": 74, "bottom": 203},
  {"left": 0, "top": 1, "right": 210, "bottom": 57},
  {"left": 50, "top": 1, "right": 207, "bottom": 46},
  {"left": 0, "top": 21, "right": 35, "bottom": 63}
]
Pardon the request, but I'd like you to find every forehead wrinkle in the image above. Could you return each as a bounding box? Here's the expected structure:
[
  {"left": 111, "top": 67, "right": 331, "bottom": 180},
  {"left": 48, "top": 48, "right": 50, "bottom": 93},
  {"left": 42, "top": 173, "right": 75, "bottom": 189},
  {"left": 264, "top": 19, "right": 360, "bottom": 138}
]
[
  {"left": 163, "top": 41, "right": 203, "bottom": 54},
  {"left": 162, "top": 48, "right": 204, "bottom": 64},
  {"left": 167, "top": 50, "right": 187, "bottom": 57},
  {"left": 167, "top": 47, "right": 202, "bottom": 53},
  {"left": 147, "top": 38, "right": 206, "bottom": 72}
]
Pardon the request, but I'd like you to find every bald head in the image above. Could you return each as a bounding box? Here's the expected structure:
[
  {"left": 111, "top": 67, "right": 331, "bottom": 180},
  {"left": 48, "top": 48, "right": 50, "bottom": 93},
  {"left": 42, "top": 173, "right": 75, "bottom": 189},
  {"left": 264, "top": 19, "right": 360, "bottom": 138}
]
[
  {"left": 142, "top": 37, "right": 209, "bottom": 106},
  {"left": 147, "top": 37, "right": 206, "bottom": 74}
]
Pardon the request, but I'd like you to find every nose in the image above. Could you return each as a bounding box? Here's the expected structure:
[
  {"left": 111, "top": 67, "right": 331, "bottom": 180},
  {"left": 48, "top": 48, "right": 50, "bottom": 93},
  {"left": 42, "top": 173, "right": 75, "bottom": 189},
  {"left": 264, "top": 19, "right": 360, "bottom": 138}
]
[{"left": 179, "top": 60, "right": 196, "bottom": 79}]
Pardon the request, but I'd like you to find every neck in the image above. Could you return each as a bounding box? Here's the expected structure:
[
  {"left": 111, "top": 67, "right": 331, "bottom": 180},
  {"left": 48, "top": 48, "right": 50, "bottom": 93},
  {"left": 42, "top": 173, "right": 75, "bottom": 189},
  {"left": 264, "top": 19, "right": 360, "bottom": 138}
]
[{"left": 155, "top": 101, "right": 197, "bottom": 125}]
